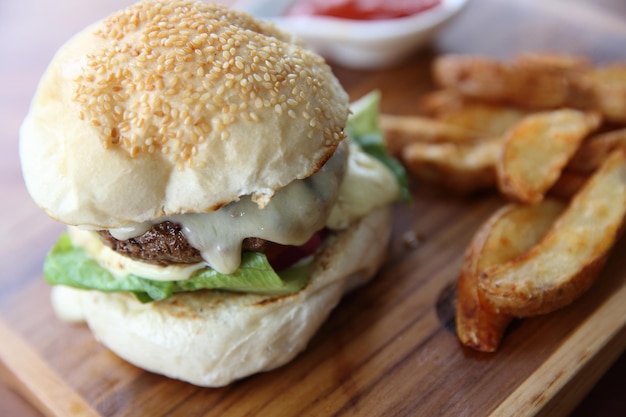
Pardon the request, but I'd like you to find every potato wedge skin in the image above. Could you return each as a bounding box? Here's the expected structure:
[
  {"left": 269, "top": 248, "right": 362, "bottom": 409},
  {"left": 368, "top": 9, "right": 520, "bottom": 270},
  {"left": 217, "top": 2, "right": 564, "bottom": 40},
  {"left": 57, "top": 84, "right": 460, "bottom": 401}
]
[
  {"left": 400, "top": 138, "right": 501, "bottom": 194},
  {"left": 572, "top": 64, "right": 626, "bottom": 123},
  {"left": 433, "top": 55, "right": 515, "bottom": 103},
  {"left": 496, "top": 109, "right": 601, "bottom": 204},
  {"left": 457, "top": 262, "right": 512, "bottom": 352},
  {"left": 456, "top": 199, "right": 565, "bottom": 352},
  {"left": 479, "top": 150, "right": 626, "bottom": 317},
  {"left": 436, "top": 105, "right": 526, "bottom": 137},
  {"left": 433, "top": 54, "right": 592, "bottom": 109},
  {"left": 380, "top": 114, "right": 480, "bottom": 156}
]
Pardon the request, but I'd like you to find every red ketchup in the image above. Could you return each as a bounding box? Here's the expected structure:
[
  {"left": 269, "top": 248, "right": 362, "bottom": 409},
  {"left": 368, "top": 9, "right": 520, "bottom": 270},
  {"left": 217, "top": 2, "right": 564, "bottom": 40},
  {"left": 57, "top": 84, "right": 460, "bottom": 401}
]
[{"left": 285, "top": 0, "right": 442, "bottom": 20}]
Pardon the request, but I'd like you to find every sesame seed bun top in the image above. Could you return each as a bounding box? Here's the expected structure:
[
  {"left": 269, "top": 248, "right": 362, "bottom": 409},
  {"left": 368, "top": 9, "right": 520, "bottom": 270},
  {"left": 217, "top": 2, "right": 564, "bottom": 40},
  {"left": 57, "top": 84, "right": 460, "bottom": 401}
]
[{"left": 20, "top": 0, "right": 349, "bottom": 228}]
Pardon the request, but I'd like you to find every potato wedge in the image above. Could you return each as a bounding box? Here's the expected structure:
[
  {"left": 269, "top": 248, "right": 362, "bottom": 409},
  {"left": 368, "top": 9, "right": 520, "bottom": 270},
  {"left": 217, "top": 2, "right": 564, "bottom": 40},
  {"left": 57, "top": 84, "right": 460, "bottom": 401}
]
[
  {"left": 497, "top": 109, "right": 601, "bottom": 204},
  {"left": 435, "top": 104, "right": 527, "bottom": 137},
  {"left": 418, "top": 89, "right": 467, "bottom": 117},
  {"left": 572, "top": 64, "right": 626, "bottom": 123},
  {"left": 433, "top": 54, "right": 582, "bottom": 108},
  {"left": 513, "top": 52, "right": 591, "bottom": 72},
  {"left": 457, "top": 199, "right": 565, "bottom": 352},
  {"left": 418, "top": 90, "right": 527, "bottom": 136},
  {"left": 432, "top": 53, "right": 626, "bottom": 121},
  {"left": 479, "top": 149, "right": 626, "bottom": 317},
  {"left": 590, "top": 64, "right": 626, "bottom": 123},
  {"left": 400, "top": 138, "right": 501, "bottom": 194},
  {"left": 567, "top": 127, "right": 626, "bottom": 173},
  {"left": 380, "top": 114, "right": 480, "bottom": 156},
  {"left": 433, "top": 55, "right": 517, "bottom": 103}
]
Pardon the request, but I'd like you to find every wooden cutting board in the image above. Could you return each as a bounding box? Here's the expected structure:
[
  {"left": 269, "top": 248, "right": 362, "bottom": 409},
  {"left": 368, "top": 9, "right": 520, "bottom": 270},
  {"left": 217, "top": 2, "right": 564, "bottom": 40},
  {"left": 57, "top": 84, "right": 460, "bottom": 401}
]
[{"left": 1, "top": 0, "right": 625, "bottom": 416}]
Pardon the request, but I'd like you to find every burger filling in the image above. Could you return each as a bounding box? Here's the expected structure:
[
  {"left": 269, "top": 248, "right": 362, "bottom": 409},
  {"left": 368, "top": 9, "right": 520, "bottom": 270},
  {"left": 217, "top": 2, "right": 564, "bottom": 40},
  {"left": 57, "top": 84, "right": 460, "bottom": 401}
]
[
  {"left": 97, "top": 140, "right": 348, "bottom": 275},
  {"left": 44, "top": 91, "right": 407, "bottom": 301}
]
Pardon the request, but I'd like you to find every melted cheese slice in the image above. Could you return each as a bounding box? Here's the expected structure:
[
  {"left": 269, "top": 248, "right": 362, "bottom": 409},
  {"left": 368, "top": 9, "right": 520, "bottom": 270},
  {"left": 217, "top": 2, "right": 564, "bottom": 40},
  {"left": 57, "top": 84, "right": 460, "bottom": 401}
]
[
  {"left": 72, "top": 142, "right": 399, "bottom": 280},
  {"left": 327, "top": 143, "right": 399, "bottom": 229}
]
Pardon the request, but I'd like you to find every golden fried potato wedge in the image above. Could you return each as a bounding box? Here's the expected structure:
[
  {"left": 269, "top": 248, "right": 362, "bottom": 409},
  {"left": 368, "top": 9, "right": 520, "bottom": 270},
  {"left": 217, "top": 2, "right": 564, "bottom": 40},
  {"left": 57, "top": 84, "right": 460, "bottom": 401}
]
[
  {"left": 433, "top": 55, "right": 516, "bottom": 102},
  {"left": 380, "top": 114, "right": 480, "bottom": 156},
  {"left": 435, "top": 103, "right": 527, "bottom": 137},
  {"left": 479, "top": 149, "right": 626, "bottom": 317},
  {"left": 400, "top": 138, "right": 501, "bottom": 194},
  {"left": 513, "top": 52, "right": 591, "bottom": 72},
  {"left": 572, "top": 64, "right": 626, "bottom": 123},
  {"left": 418, "top": 89, "right": 527, "bottom": 136},
  {"left": 590, "top": 64, "right": 626, "bottom": 123},
  {"left": 457, "top": 199, "right": 565, "bottom": 352},
  {"left": 432, "top": 53, "right": 626, "bottom": 121},
  {"left": 419, "top": 89, "right": 467, "bottom": 117},
  {"left": 497, "top": 109, "right": 601, "bottom": 204},
  {"left": 433, "top": 54, "right": 580, "bottom": 108},
  {"left": 567, "top": 128, "right": 626, "bottom": 173}
]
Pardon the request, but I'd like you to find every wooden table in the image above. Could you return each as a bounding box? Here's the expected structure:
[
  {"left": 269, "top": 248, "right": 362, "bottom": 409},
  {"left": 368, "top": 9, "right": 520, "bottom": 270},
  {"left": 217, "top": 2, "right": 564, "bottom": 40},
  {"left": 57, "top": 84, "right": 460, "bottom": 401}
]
[{"left": 1, "top": 0, "right": 625, "bottom": 416}]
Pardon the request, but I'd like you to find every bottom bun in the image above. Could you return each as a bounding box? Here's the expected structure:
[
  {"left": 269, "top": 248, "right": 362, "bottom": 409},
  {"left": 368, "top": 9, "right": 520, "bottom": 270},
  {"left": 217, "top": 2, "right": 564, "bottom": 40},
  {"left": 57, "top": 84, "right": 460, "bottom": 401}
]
[{"left": 51, "top": 206, "right": 393, "bottom": 387}]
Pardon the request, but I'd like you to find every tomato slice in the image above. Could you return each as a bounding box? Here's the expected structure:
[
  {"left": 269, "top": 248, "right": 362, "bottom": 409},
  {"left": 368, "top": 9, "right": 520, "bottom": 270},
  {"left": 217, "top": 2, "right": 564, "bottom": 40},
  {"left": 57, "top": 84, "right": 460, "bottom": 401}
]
[{"left": 264, "top": 231, "right": 326, "bottom": 271}]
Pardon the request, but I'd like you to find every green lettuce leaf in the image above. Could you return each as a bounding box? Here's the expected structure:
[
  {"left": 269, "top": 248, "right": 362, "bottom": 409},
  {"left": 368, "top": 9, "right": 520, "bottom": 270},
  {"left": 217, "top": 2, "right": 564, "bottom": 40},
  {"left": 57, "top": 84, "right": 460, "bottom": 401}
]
[
  {"left": 44, "top": 234, "right": 310, "bottom": 302},
  {"left": 346, "top": 90, "right": 411, "bottom": 202}
]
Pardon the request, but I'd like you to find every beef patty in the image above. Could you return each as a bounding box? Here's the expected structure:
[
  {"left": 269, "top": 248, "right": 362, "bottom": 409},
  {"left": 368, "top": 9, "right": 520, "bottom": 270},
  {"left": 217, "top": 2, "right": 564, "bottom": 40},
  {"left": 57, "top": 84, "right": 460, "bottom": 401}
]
[{"left": 98, "top": 221, "right": 267, "bottom": 266}]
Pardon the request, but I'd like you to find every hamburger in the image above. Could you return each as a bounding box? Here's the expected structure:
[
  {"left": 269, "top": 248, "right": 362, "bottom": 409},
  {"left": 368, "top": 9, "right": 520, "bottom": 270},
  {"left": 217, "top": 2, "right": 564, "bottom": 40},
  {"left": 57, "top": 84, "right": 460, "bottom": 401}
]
[{"left": 19, "top": 0, "right": 404, "bottom": 386}]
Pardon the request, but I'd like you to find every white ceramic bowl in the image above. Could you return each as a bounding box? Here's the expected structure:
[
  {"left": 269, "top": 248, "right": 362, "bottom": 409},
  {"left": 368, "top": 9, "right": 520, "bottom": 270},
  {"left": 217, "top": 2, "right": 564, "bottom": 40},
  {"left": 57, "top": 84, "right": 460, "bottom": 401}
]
[{"left": 239, "top": 0, "right": 469, "bottom": 69}]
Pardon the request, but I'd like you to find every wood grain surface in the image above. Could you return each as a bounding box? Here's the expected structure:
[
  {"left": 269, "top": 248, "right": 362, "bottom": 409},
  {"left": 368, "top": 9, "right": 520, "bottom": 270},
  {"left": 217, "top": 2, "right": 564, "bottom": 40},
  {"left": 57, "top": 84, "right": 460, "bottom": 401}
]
[{"left": 1, "top": 0, "right": 625, "bottom": 416}]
